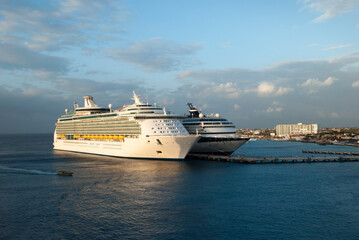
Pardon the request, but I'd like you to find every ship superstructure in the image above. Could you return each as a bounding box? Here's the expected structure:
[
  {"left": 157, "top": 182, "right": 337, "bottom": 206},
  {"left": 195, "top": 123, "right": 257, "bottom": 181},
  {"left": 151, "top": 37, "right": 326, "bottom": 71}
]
[
  {"left": 53, "top": 92, "right": 199, "bottom": 159},
  {"left": 182, "top": 103, "right": 249, "bottom": 155}
]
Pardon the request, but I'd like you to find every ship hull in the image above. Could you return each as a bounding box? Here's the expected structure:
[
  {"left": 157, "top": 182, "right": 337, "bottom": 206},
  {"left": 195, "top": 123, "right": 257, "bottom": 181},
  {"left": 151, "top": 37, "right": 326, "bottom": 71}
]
[
  {"left": 53, "top": 133, "right": 199, "bottom": 160},
  {"left": 189, "top": 136, "right": 249, "bottom": 155}
]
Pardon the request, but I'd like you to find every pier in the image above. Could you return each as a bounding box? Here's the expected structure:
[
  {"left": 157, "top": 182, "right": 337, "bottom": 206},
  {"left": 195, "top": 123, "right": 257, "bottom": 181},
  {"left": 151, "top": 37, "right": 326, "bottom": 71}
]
[
  {"left": 187, "top": 154, "right": 359, "bottom": 164},
  {"left": 302, "top": 150, "right": 359, "bottom": 156}
]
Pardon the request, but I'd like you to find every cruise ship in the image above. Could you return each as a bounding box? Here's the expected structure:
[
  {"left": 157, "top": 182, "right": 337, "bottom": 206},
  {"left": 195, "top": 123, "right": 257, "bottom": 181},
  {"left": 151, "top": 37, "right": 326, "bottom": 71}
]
[
  {"left": 182, "top": 103, "right": 249, "bottom": 155},
  {"left": 53, "top": 92, "right": 199, "bottom": 159}
]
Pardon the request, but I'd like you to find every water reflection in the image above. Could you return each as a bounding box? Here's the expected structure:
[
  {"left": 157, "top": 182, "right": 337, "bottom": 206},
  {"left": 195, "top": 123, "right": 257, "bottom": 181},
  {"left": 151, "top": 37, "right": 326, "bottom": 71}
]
[{"left": 52, "top": 150, "right": 207, "bottom": 238}]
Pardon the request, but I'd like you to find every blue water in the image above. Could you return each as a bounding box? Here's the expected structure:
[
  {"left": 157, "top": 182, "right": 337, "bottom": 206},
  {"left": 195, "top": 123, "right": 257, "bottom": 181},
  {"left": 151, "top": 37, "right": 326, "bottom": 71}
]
[
  {"left": 234, "top": 140, "right": 359, "bottom": 158},
  {"left": 1, "top": 134, "right": 359, "bottom": 240}
]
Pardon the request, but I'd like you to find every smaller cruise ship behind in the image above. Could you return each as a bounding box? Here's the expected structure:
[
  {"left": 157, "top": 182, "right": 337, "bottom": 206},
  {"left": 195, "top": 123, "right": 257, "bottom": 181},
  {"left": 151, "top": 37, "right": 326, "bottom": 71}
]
[{"left": 182, "top": 103, "right": 249, "bottom": 155}]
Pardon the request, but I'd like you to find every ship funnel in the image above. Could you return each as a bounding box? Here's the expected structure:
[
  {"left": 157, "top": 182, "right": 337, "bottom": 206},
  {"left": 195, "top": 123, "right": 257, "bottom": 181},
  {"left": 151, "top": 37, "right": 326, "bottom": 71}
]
[
  {"left": 132, "top": 91, "right": 144, "bottom": 105},
  {"left": 187, "top": 102, "right": 200, "bottom": 118},
  {"left": 83, "top": 96, "right": 99, "bottom": 108}
]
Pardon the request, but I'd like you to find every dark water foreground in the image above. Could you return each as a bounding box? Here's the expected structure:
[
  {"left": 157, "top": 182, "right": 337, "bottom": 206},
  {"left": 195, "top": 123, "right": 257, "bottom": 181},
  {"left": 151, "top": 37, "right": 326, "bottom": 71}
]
[{"left": 0, "top": 134, "right": 358, "bottom": 240}]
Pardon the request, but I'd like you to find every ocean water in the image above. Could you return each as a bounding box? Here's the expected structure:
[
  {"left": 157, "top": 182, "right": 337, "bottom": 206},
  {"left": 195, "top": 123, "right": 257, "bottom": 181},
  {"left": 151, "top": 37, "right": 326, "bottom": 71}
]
[{"left": 1, "top": 134, "right": 359, "bottom": 240}]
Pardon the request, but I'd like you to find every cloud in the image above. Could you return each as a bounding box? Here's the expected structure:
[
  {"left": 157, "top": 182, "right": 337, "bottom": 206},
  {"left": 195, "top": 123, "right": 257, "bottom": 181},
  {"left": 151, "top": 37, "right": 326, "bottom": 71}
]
[
  {"left": 0, "top": 0, "right": 125, "bottom": 51},
  {"left": 0, "top": 43, "right": 69, "bottom": 73},
  {"left": 234, "top": 104, "right": 240, "bottom": 110},
  {"left": 214, "top": 82, "right": 240, "bottom": 99},
  {"left": 265, "top": 52, "right": 359, "bottom": 80},
  {"left": 0, "top": 75, "right": 150, "bottom": 133},
  {"left": 178, "top": 70, "right": 194, "bottom": 79},
  {"left": 85, "top": 70, "right": 109, "bottom": 75},
  {"left": 265, "top": 107, "right": 283, "bottom": 113},
  {"left": 264, "top": 101, "right": 283, "bottom": 113},
  {"left": 157, "top": 51, "right": 359, "bottom": 129},
  {"left": 0, "top": 85, "right": 67, "bottom": 133},
  {"left": 255, "top": 82, "right": 292, "bottom": 97},
  {"left": 275, "top": 87, "right": 292, "bottom": 96},
  {"left": 324, "top": 44, "right": 352, "bottom": 51},
  {"left": 352, "top": 81, "right": 359, "bottom": 87},
  {"left": 53, "top": 77, "right": 142, "bottom": 99},
  {"left": 331, "top": 112, "right": 339, "bottom": 118},
  {"left": 257, "top": 82, "right": 275, "bottom": 96},
  {"left": 33, "top": 70, "right": 58, "bottom": 79},
  {"left": 300, "top": 77, "right": 337, "bottom": 87},
  {"left": 221, "top": 41, "right": 233, "bottom": 48},
  {"left": 108, "top": 38, "right": 202, "bottom": 72},
  {"left": 301, "top": 0, "right": 359, "bottom": 22}
]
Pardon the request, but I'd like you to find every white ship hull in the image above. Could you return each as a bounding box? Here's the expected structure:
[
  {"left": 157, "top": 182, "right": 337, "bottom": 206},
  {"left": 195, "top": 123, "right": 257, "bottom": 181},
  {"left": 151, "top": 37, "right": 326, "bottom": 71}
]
[
  {"left": 53, "top": 134, "right": 199, "bottom": 160},
  {"left": 189, "top": 136, "right": 248, "bottom": 155}
]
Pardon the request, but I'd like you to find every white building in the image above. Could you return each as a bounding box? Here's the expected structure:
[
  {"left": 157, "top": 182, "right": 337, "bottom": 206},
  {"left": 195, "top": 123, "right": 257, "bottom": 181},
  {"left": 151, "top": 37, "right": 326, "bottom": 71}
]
[{"left": 276, "top": 123, "right": 318, "bottom": 137}]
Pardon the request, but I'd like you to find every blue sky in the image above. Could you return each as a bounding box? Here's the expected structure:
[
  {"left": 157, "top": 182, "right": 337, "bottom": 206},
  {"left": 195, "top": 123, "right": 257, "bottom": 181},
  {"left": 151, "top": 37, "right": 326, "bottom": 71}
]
[{"left": 0, "top": 0, "right": 358, "bottom": 133}]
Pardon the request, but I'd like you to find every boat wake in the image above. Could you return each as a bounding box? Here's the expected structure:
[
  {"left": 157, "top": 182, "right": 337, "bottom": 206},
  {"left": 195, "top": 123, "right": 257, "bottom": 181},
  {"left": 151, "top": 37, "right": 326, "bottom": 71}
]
[{"left": 0, "top": 166, "right": 56, "bottom": 175}]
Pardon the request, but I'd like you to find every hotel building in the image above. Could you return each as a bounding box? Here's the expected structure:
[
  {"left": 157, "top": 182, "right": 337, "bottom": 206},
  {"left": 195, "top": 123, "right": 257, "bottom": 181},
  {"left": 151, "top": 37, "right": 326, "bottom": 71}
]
[{"left": 276, "top": 123, "right": 318, "bottom": 137}]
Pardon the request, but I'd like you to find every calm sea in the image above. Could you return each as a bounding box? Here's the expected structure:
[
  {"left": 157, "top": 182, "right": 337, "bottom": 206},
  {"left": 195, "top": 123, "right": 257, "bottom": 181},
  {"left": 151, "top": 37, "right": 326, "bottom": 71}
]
[{"left": 1, "top": 134, "right": 358, "bottom": 240}]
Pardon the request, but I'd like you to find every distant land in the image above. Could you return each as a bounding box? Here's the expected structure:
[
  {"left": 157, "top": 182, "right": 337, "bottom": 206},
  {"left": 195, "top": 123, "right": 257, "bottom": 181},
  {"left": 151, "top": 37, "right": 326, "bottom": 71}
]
[{"left": 236, "top": 127, "right": 359, "bottom": 147}]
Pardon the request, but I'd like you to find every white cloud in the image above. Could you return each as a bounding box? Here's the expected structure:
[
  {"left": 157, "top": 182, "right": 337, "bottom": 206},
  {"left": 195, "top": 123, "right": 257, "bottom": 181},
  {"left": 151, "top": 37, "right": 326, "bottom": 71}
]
[
  {"left": 264, "top": 101, "right": 283, "bottom": 113},
  {"left": 352, "top": 81, "right": 359, "bottom": 87},
  {"left": 257, "top": 82, "right": 275, "bottom": 96},
  {"left": 301, "top": 0, "right": 359, "bottom": 22},
  {"left": 300, "top": 77, "right": 337, "bottom": 87},
  {"left": 214, "top": 82, "right": 240, "bottom": 99},
  {"left": 275, "top": 87, "right": 292, "bottom": 96},
  {"left": 324, "top": 44, "right": 352, "bottom": 51},
  {"left": 234, "top": 104, "right": 240, "bottom": 110},
  {"left": 265, "top": 107, "right": 283, "bottom": 113},
  {"left": 255, "top": 82, "right": 292, "bottom": 97},
  {"left": 322, "top": 77, "right": 337, "bottom": 86}
]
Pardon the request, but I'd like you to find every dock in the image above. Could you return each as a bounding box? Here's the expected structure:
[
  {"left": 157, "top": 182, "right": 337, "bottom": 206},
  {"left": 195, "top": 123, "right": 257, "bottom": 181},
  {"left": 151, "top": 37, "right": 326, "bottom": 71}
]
[
  {"left": 187, "top": 153, "right": 359, "bottom": 164},
  {"left": 302, "top": 150, "right": 359, "bottom": 156}
]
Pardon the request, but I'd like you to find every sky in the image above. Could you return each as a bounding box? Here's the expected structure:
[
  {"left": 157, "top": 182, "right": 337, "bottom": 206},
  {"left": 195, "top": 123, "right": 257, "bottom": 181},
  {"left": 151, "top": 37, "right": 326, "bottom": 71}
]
[{"left": 0, "top": 0, "right": 358, "bottom": 133}]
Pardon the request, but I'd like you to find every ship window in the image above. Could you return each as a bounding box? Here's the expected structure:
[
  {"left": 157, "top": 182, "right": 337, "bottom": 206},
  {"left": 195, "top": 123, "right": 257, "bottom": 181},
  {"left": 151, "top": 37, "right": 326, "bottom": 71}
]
[{"left": 156, "top": 151, "right": 162, "bottom": 156}]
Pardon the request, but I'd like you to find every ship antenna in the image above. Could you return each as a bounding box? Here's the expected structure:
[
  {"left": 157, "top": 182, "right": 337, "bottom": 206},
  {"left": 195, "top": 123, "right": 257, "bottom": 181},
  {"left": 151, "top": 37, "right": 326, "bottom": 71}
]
[{"left": 74, "top": 101, "right": 79, "bottom": 109}]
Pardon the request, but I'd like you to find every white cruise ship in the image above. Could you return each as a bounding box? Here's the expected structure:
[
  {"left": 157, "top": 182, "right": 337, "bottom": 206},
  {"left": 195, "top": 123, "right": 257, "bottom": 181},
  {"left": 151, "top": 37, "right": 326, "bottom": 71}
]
[
  {"left": 53, "top": 92, "right": 199, "bottom": 159},
  {"left": 182, "top": 103, "right": 249, "bottom": 155}
]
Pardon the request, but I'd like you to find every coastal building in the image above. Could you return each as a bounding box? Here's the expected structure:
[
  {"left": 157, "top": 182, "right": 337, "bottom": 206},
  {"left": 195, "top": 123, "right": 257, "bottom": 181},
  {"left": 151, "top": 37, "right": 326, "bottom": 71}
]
[{"left": 276, "top": 123, "right": 318, "bottom": 137}]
